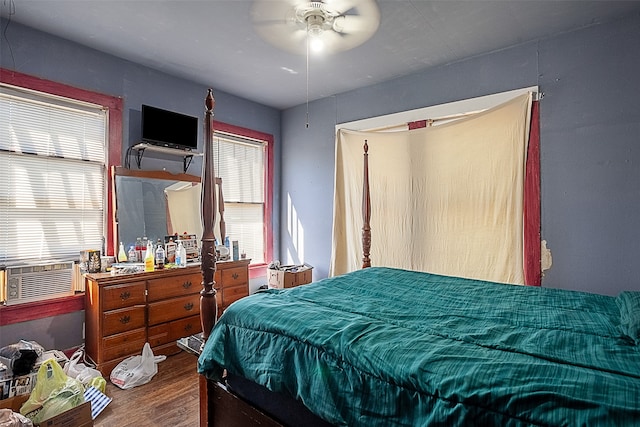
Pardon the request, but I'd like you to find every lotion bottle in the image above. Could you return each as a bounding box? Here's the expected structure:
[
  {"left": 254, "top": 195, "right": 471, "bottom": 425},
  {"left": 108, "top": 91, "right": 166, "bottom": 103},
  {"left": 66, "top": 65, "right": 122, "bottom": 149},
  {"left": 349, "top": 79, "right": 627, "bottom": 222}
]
[
  {"left": 179, "top": 242, "right": 187, "bottom": 267},
  {"left": 176, "top": 241, "right": 183, "bottom": 267}
]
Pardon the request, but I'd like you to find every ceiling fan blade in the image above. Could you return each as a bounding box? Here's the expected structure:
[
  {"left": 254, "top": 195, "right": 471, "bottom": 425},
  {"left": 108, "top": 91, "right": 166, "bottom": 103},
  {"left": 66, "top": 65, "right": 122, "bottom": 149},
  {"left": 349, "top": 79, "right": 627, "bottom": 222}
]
[
  {"left": 323, "top": 0, "right": 360, "bottom": 15},
  {"left": 320, "top": 31, "right": 346, "bottom": 53},
  {"left": 251, "top": 0, "right": 298, "bottom": 26},
  {"left": 333, "top": 15, "right": 371, "bottom": 34}
]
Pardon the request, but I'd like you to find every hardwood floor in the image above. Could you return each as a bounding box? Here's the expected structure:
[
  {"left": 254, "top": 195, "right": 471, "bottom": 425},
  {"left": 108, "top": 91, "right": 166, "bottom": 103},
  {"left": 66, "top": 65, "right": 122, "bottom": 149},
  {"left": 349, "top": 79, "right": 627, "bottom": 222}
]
[{"left": 95, "top": 350, "right": 200, "bottom": 427}]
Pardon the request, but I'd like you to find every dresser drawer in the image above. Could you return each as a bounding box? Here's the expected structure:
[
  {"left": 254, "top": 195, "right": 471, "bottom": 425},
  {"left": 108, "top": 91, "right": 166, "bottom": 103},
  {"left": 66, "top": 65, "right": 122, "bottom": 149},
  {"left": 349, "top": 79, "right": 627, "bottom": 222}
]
[
  {"left": 221, "top": 266, "right": 248, "bottom": 288},
  {"left": 213, "top": 270, "right": 222, "bottom": 290},
  {"left": 169, "top": 314, "right": 202, "bottom": 340},
  {"left": 147, "top": 273, "right": 201, "bottom": 302},
  {"left": 222, "top": 284, "right": 248, "bottom": 307},
  {"left": 148, "top": 314, "right": 202, "bottom": 347},
  {"left": 103, "top": 306, "right": 146, "bottom": 336},
  {"left": 148, "top": 323, "right": 171, "bottom": 348},
  {"left": 102, "top": 328, "right": 146, "bottom": 360},
  {"left": 102, "top": 281, "right": 146, "bottom": 311},
  {"left": 148, "top": 294, "right": 200, "bottom": 326}
]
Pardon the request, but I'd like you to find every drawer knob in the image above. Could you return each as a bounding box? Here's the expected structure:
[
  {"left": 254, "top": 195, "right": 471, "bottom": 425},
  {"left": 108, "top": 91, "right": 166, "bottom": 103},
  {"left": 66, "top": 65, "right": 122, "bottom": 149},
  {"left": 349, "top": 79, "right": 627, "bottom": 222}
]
[
  {"left": 120, "top": 291, "right": 131, "bottom": 300},
  {"left": 232, "top": 273, "right": 239, "bottom": 280},
  {"left": 184, "top": 323, "right": 193, "bottom": 332},
  {"left": 184, "top": 302, "right": 194, "bottom": 311},
  {"left": 119, "top": 315, "right": 131, "bottom": 324},
  {"left": 182, "top": 281, "right": 192, "bottom": 289}
]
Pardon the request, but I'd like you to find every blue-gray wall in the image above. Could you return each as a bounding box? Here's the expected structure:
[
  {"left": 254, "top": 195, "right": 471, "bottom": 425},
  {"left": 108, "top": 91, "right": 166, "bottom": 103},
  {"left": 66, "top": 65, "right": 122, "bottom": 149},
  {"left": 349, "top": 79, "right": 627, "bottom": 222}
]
[{"left": 280, "top": 12, "right": 640, "bottom": 296}]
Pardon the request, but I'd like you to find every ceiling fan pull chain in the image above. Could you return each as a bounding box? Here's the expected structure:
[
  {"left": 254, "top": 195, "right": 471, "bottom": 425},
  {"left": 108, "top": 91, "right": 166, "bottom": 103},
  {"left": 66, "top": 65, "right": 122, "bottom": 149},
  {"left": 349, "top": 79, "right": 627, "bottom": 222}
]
[{"left": 306, "top": 18, "right": 310, "bottom": 129}]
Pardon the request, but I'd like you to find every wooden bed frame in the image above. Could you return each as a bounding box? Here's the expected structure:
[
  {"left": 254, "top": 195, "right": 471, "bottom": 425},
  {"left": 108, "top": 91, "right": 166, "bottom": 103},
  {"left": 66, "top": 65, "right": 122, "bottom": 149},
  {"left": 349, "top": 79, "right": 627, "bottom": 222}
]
[{"left": 196, "top": 90, "right": 372, "bottom": 426}]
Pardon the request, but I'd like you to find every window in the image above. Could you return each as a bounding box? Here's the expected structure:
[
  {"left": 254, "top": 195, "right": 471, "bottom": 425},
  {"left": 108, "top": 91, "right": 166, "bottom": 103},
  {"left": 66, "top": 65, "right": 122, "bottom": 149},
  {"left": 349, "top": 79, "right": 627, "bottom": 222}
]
[
  {"left": 0, "top": 84, "right": 108, "bottom": 264},
  {"left": 212, "top": 122, "right": 273, "bottom": 267}
]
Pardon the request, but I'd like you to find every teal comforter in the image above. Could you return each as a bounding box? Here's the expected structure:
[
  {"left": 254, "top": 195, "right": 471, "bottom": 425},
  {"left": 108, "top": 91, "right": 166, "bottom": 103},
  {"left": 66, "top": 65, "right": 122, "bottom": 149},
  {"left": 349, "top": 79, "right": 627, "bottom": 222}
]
[{"left": 198, "top": 267, "right": 640, "bottom": 426}]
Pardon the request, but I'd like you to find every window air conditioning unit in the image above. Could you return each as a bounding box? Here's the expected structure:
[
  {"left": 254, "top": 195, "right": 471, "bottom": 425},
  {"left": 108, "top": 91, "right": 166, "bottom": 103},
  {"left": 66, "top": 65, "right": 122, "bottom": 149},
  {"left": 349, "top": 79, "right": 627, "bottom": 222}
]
[{"left": 1, "top": 261, "right": 76, "bottom": 305}]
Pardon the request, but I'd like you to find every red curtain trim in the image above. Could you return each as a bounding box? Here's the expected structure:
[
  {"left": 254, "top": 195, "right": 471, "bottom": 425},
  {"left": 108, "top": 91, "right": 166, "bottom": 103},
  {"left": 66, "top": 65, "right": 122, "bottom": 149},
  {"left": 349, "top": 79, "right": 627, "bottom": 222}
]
[
  {"left": 523, "top": 101, "right": 541, "bottom": 286},
  {"left": 408, "top": 120, "right": 427, "bottom": 130}
]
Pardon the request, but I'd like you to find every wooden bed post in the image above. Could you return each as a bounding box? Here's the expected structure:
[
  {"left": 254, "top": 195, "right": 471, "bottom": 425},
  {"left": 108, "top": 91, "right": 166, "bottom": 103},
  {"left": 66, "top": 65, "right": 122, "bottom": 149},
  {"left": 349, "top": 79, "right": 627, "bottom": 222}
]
[
  {"left": 362, "top": 141, "right": 371, "bottom": 268},
  {"left": 200, "top": 89, "right": 217, "bottom": 346}
]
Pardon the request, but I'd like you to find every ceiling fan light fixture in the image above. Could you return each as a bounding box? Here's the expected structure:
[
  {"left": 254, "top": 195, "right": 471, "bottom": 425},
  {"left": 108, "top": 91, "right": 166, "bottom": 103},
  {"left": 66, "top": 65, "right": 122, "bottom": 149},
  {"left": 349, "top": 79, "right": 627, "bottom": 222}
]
[
  {"left": 305, "top": 13, "right": 326, "bottom": 38},
  {"left": 251, "top": 0, "right": 380, "bottom": 55},
  {"left": 309, "top": 36, "right": 325, "bottom": 53}
]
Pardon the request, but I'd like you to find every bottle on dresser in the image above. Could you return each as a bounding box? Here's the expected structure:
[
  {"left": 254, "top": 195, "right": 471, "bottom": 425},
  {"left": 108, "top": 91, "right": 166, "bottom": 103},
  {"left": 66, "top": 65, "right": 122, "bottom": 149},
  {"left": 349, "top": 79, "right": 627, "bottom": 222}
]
[
  {"left": 175, "top": 241, "right": 183, "bottom": 267},
  {"left": 165, "top": 238, "right": 176, "bottom": 264},
  {"left": 128, "top": 245, "right": 137, "bottom": 263},
  {"left": 155, "top": 239, "right": 165, "bottom": 269},
  {"left": 135, "top": 237, "right": 143, "bottom": 261},
  {"left": 144, "top": 240, "right": 154, "bottom": 272},
  {"left": 176, "top": 241, "right": 187, "bottom": 268},
  {"left": 117, "top": 242, "right": 127, "bottom": 262}
]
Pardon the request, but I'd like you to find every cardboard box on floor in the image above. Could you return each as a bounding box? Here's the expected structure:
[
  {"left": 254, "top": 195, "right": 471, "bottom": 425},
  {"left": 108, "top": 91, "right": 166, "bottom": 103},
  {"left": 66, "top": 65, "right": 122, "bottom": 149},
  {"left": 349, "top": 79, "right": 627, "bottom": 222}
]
[
  {"left": 0, "top": 394, "right": 93, "bottom": 427},
  {"left": 268, "top": 266, "right": 313, "bottom": 289}
]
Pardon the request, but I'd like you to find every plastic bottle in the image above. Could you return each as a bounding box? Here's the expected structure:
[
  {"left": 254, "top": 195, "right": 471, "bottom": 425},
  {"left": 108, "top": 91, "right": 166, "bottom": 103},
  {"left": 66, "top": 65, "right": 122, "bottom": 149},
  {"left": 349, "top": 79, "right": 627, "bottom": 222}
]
[
  {"left": 135, "top": 237, "right": 143, "bottom": 261},
  {"left": 128, "top": 245, "right": 137, "bottom": 263},
  {"left": 165, "top": 238, "right": 176, "bottom": 264},
  {"left": 232, "top": 240, "right": 239, "bottom": 261},
  {"left": 155, "top": 240, "right": 165, "bottom": 270},
  {"left": 179, "top": 242, "right": 187, "bottom": 268},
  {"left": 144, "top": 241, "right": 154, "bottom": 272},
  {"left": 117, "top": 242, "right": 127, "bottom": 262},
  {"left": 175, "top": 241, "right": 183, "bottom": 267},
  {"left": 142, "top": 236, "right": 148, "bottom": 259}
]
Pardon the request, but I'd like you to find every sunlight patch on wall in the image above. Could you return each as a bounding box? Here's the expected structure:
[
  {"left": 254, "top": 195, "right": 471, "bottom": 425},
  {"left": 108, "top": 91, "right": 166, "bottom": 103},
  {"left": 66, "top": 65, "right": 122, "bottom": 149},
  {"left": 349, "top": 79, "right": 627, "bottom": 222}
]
[{"left": 286, "top": 193, "right": 305, "bottom": 265}]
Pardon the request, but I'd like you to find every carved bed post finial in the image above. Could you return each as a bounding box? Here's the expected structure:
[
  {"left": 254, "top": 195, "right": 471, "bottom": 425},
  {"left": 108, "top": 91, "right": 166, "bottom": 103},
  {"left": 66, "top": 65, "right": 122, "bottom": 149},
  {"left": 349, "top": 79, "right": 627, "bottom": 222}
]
[
  {"left": 362, "top": 141, "right": 371, "bottom": 268},
  {"left": 200, "top": 89, "right": 217, "bottom": 346}
]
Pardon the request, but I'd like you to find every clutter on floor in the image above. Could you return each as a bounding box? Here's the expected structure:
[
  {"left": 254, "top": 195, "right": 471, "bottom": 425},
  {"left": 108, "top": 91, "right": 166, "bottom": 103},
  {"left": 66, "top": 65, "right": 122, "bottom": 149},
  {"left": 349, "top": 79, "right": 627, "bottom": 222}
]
[{"left": 0, "top": 341, "right": 111, "bottom": 427}]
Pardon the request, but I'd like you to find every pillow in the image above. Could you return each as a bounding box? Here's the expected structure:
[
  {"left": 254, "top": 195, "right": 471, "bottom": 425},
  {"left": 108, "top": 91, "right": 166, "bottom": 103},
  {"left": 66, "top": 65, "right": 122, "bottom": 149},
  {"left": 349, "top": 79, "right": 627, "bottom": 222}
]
[{"left": 616, "top": 291, "right": 640, "bottom": 345}]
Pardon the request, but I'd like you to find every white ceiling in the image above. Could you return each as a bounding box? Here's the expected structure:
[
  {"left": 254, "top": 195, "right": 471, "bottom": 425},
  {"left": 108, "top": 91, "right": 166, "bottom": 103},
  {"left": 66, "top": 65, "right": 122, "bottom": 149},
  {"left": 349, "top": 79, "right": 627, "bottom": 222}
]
[{"left": 3, "top": 0, "right": 640, "bottom": 110}]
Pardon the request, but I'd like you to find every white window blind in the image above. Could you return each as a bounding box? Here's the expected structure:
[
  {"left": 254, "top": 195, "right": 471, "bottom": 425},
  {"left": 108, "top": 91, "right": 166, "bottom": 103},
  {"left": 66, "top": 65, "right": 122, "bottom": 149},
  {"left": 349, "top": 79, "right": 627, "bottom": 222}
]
[
  {"left": 213, "top": 133, "right": 265, "bottom": 264},
  {"left": 0, "top": 85, "right": 107, "bottom": 264}
]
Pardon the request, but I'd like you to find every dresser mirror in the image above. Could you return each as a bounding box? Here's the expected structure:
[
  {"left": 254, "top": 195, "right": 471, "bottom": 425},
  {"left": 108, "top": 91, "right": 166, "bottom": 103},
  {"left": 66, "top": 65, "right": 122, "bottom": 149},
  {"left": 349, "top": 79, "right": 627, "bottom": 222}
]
[{"left": 113, "top": 167, "right": 202, "bottom": 251}]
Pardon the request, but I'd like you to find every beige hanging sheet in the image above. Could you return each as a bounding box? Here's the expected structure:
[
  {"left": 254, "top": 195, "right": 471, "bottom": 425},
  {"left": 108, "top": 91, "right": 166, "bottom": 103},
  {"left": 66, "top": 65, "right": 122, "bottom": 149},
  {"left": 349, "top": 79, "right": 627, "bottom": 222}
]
[{"left": 330, "top": 93, "right": 532, "bottom": 284}]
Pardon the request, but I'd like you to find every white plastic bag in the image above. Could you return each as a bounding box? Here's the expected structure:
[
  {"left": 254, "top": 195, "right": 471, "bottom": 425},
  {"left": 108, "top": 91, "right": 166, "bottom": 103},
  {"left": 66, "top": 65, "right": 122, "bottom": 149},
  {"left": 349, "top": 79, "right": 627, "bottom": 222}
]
[
  {"left": 63, "top": 347, "right": 101, "bottom": 386},
  {"left": 109, "top": 343, "right": 166, "bottom": 390}
]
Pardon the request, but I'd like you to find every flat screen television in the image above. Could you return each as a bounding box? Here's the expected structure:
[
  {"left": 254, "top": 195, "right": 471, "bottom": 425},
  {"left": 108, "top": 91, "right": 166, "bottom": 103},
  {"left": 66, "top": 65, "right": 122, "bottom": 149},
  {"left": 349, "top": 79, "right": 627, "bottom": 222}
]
[{"left": 141, "top": 105, "right": 198, "bottom": 151}]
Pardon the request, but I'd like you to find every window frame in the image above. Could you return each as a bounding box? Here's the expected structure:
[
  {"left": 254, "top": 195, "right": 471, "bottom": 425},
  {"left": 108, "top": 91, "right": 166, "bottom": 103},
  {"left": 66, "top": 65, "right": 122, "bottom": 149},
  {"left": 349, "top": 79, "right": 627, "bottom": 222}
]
[
  {"left": 0, "top": 68, "right": 122, "bottom": 324},
  {"left": 213, "top": 120, "right": 273, "bottom": 279}
]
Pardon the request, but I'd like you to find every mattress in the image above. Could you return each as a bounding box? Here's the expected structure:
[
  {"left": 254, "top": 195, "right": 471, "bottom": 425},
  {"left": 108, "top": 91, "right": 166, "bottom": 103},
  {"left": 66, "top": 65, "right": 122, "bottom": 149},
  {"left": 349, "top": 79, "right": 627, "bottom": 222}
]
[{"left": 198, "top": 267, "right": 640, "bottom": 426}]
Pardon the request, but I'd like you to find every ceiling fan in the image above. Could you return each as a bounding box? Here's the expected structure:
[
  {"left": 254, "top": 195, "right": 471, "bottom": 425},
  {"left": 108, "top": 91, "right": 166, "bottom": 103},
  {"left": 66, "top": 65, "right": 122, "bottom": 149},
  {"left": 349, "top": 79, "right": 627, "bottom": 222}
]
[{"left": 251, "top": 0, "right": 381, "bottom": 55}]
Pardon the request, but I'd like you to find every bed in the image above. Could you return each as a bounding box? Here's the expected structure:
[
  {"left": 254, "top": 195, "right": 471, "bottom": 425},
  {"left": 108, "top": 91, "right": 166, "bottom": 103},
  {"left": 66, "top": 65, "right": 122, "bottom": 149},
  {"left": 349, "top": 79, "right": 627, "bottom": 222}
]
[{"left": 195, "top": 91, "right": 640, "bottom": 426}]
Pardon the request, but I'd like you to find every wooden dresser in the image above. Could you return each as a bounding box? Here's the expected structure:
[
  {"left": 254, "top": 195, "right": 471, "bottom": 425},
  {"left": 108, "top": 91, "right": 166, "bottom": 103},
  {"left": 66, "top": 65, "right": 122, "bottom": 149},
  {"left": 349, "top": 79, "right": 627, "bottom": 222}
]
[{"left": 84, "top": 259, "right": 250, "bottom": 376}]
